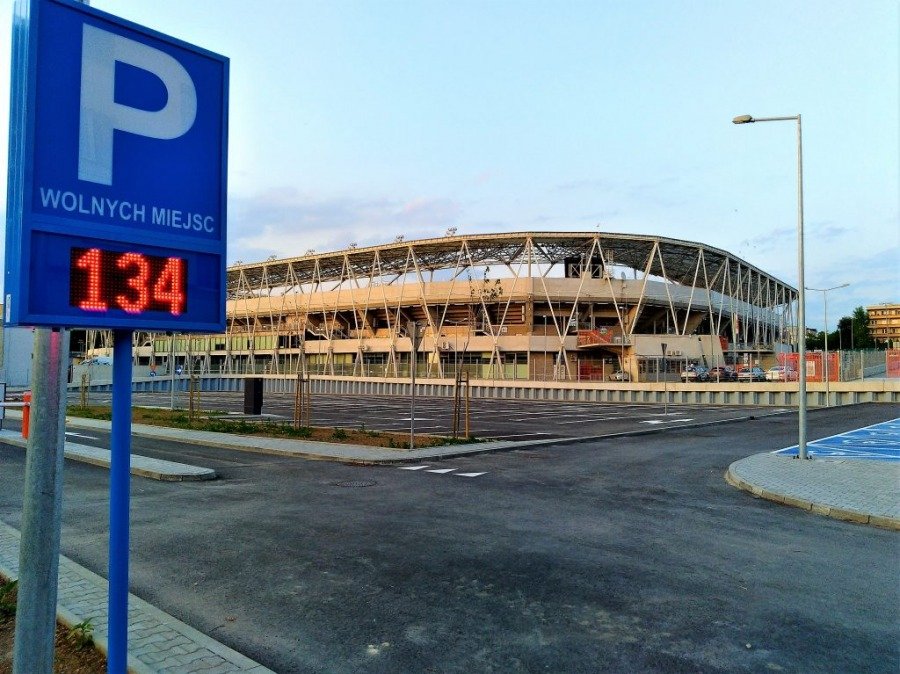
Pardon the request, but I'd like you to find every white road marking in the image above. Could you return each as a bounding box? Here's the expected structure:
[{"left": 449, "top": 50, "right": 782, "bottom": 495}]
[
  {"left": 425, "top": 468, "right": 457, "bottom": 474},
  {"left": 480, "top": 432, "right": 553, "bottom": 439},
  {"left": 557, "top": 415, "right": 624, "bottom": 424},
  {"left": 640, "top": 418, "right": 694, "bottom": 425},
  {"left": 398, "top": 465, "right": 430, "bottom": 470},
  {"left": 455, "top": 472, "right": 487, "bottom": 478},
  {"left": 65, "top": 432, "right": 98, "bottom": 440}
]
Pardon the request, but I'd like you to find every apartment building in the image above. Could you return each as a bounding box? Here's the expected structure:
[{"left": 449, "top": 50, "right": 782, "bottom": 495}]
[{"left": 867, "top": 303, "right": 900, "bottom": 348}]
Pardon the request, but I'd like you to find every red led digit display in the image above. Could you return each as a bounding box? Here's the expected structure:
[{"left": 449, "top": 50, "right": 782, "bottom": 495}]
[{"left": 69, "top": 248, "right": 187, "bottom": 315}]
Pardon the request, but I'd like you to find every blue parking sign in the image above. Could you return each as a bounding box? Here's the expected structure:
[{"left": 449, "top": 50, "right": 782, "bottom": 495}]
[{"left": 5, "top": 0, "right": 228, "bottom": 331}]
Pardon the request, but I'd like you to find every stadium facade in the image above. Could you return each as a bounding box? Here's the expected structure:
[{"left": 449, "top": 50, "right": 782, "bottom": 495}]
[{"left": 84, "top": 232, "right": 798, "bottom": 382}]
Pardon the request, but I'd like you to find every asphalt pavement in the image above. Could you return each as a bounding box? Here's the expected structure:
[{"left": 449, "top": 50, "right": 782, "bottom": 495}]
[
  {"left": 73, "top": 390, "right": 794, "bottom": 442},
  {"left": 0, "top": 402, "right": 897, "bottom": 672}
]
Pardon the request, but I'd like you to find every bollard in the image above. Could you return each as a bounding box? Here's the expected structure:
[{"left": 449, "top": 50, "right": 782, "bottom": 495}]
[{"left": 22, "top": 391, "right": 32, "bottom": 439}]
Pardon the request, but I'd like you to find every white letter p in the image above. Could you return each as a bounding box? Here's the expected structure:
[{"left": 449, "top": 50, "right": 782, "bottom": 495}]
[{"left": 78, "top": 24, "right": 197, "bottom": 186}]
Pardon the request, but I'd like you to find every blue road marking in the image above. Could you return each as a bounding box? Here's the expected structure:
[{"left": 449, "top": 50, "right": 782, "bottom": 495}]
[{"left": 775, "top": 419, "right": 900, "bottom": 461}]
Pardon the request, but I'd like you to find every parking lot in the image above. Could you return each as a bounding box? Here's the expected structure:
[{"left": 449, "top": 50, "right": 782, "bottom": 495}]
[{"left": 72, "top": 390, "right": 792, "bottom": 442}]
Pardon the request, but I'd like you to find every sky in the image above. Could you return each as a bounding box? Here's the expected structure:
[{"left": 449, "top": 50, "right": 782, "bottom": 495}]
[{"left": 0, "top": 0, "right": 897, "bottom": 332}]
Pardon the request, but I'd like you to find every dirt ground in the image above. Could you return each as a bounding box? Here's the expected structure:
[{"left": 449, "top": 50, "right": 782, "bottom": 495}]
[{"left": 0, "top": 581, "right": 106, "bottom": 674}]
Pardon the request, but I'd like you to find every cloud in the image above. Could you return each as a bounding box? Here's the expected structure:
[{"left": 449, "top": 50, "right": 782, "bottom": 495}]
[
  {"left": 803, "top": 246, "right": 900, "bottom": 329},
  {"left": 554, "top": 175, "right": 688, "bottom": 209},
  {"left": 554, "top": 179, "right": 614, "bottom": 193},
  {"left": 738, "top": 226, "right": 795, "bottom": 252},
  {"left": 227, "top": 188, "right": 462, "bottom": 263},
  {"left": 740, "top": 220, "right": 850, "bottom": 256}
]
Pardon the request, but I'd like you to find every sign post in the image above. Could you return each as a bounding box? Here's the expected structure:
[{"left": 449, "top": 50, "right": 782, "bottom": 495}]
[
  {"left": 107, "top": 331, "right": 133, "bottom": 671},
  {"left": 5, "top": 1, "right": 228, "bottom": 669},
  {"left": 12, "top": 328, "right": 69, "bottom": 674}
]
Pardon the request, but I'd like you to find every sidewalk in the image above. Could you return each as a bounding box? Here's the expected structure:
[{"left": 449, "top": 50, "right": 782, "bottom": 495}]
[
  {"left": 0, "top": 522, "right": 275, "bottom": 674},
  {"left": 726, "top": 452, "right": 900, "bottom": 530}
]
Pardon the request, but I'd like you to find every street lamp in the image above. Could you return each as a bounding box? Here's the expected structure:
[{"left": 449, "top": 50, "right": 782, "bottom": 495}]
[
  {"left": 733, "top": 113, "right": 809, "bottom": 458},
  {"left": 806, "top": 283, "right": 850, "bottom": 407}
]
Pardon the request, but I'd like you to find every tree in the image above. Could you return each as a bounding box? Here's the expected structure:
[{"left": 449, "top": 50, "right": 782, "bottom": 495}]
[
  {"left": 806, "top": 331, "right": 825, "bottom": 351},
  {"left": 837, "top": 316, "right": 852, "bottom": 350},
  {"left": 851, "top": 306, "right": 877, "bottom": 350}
]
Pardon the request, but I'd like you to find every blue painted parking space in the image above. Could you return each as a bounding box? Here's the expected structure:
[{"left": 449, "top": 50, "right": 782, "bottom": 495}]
[{"left": 775, "top": 419, "right": 900, "bottom": 461}]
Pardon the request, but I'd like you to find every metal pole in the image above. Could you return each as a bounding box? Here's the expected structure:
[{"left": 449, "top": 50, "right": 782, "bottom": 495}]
[
  {"left": 823, "top": 291, "right": 830, "bottom": 407},
  {"left": 543, "top": 316, "right": 547, "bottom": 380},
  {"left": 795, "top": 115, "right": 808, "bottom": 458},
  {"left": 108, "top": 330, "right": 133, "bottom": 673},
  {"left": 408, "top": 321, "right": 418, "bottom": 450},
  {"left": 464, "top": 373, "right": 470, "bottom": 438},
  {"left": 661, "top": 343, "right": 667, "bottom": 416},
  {"left": 733, "top": 113, "right": 808, "bottom": 458},
  {"left": 13, "top": 328, "right": 69, "bottom": 674},
  {"left": 169, "top": 332, "right": 176, "bottom": 410}
]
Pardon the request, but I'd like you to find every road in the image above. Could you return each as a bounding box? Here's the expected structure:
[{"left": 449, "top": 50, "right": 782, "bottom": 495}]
[{"left": 1, "top": 402, "right": 898, "bottom": 673}]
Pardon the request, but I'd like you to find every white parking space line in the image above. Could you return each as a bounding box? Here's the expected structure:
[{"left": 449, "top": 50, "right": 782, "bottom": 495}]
[
  {"left": 455, "top": 472, "right": 487, "bottom": 478},
  {"left": 556, "top": 415, "right": 624, "bottom": 424},
  {"left": 640, "top": 418, "right": 694, "bottom": 425},
  {"left": 425, "top": 468, "right": 457, "bottom": 474},
  {"left": 65, "top": 432, "right": 99, "bottom": 440},
  {"left": 398, "top": 465, "right": 431, "bottom": 470}
]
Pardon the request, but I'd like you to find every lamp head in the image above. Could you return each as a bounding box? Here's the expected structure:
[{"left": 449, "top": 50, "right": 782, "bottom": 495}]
[{"left": 732, "top": 114, "right": 754, "bottom": 124}]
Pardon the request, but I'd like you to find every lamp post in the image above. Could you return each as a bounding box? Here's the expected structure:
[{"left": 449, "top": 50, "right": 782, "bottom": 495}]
[
  {"left": 806, "top": 283, "right": 849, "bottom": 407},
  {"left": 733, "top": 113, "right": 809, "bottom": 458}
]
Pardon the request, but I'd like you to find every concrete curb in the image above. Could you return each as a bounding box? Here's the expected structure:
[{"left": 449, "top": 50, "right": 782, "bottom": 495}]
[
  {"left": 724, "top": 464, "right": 900, "bottom": 531},
  {"left": 70, "top": 450, "right": 217, "bottom": 482},
  {"left": 0, "top": 429, "right": 217, "bottom": 482},
  {"left": 46, "top": 407, "right": 795, "bottom": 465}
]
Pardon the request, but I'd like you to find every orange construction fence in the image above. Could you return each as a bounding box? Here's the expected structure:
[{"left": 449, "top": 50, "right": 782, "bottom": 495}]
[
  {"left": 887, "top": 350, "right": 900, "bottom": 378},
  {"left": 778, "top": 352, "right": 840, "bottom": 382}
]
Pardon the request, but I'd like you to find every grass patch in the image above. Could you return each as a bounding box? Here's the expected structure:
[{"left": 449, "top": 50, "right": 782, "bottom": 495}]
[{"left": 66, "top": 405, "right": 480, "bottom": 449}]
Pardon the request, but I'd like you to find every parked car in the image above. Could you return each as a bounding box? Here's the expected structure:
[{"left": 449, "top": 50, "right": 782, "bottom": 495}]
[
  {"left": 737, "top": 366, "right": 766, "bottom": 382},
  {"left": 708, "top": 366, "right": 737, "bottom": 382},
  {"left": 609, "top": 370, "right": 631, "bottom": 381},
  {"left": 765, "top": 366, "right": 798, "bottom": 382},
  {"left": 680, "top": 365, "right": 709, "bottom": 382}
]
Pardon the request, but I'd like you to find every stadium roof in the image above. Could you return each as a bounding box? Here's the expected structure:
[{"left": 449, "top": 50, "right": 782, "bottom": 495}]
[{"left": 227, "top": 231, "right": 796, "bottom": 304}]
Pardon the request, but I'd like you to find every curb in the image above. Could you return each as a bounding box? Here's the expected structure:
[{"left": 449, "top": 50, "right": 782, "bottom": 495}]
[
  {"left": 724, "top": 466, "right": 900, "bottom": 531},
  {"left": 0, "top": 429, "right": 217, "bottom": 482},
  {"left": 54, "top": 407, "right": 794, "bottom": 465}
]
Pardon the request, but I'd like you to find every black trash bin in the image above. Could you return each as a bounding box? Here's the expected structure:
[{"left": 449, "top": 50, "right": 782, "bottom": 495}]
[{"left": 244, "top": 378, "right": 263, "bottom": 415}]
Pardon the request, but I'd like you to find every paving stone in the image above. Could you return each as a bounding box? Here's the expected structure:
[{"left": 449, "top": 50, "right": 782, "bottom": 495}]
[
  {"left": 726, "top": 452, "right": 899, "bottom": 529},
  {"left": 0, "top": 521, "right": 276, "bottom": 673}
]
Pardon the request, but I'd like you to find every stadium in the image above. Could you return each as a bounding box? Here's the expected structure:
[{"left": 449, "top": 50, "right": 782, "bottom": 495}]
[{"left": 92, "top": 232, "right": 797, "bottom": 383}]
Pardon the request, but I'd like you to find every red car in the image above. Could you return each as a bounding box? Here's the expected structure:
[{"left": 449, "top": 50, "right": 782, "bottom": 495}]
[{"left": 707, "top": 366, "right": 737, "bottom": 382}]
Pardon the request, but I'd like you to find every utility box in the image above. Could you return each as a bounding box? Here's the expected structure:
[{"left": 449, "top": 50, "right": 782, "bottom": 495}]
[{"left": 244, "top": 378, "right": 263, "bottom": 415}]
